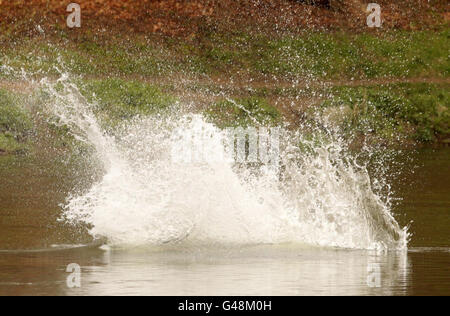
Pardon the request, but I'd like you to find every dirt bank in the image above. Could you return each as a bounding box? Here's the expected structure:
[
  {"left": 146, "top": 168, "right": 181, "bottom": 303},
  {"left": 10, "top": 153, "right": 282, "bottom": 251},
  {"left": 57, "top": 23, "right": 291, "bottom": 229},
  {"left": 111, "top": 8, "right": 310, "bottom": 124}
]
[{"left": 1, "top": 0, "right": 448, "bottom": 39}]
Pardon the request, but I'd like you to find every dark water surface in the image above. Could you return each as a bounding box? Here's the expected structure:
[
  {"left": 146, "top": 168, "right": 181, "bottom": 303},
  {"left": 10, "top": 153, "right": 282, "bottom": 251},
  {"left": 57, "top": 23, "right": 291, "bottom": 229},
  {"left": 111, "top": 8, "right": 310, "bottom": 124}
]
[{"left": 0, "top": 148, "right": 449, "bottom": 296}]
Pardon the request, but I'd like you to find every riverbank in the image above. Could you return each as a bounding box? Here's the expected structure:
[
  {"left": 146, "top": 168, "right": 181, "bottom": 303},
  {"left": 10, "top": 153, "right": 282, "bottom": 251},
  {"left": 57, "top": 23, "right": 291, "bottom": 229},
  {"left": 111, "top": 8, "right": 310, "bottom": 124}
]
[
  {"left": 0, "top": 1, "right": 449, "bottom": 154},
  {"left": 0, "top": 75, "right": 448, "bottom": 155}
]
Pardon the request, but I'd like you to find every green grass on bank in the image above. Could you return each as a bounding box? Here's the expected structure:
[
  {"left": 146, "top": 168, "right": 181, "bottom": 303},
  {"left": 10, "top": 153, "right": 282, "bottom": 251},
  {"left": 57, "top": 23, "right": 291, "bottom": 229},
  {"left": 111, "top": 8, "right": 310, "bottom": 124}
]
[
  {"left": 205, "top": 97, "right": 282, "bottom": 128},
  {"left": 195, "top": 29, "right": 449, "bottom": 79},
  {"left": 0, "top": 29, "right": 448, "bottom": 80},
  {"left": 0, "top": 89, "right": 32, "bottom": 154},
  {"left": 320, "top": 83, "right": 450, "bottom": 143},
  {"left": 0, "top": 80, "right": 448, "bottom": 159},
  {"left": 79, "top": 78, "right": 177, "bottom": 123},
  {"left": 0, "top": 79, "right": 177, "bottom": 156},
  {"left": 204, "top": 82, "right": 449, "bottom": 144}
]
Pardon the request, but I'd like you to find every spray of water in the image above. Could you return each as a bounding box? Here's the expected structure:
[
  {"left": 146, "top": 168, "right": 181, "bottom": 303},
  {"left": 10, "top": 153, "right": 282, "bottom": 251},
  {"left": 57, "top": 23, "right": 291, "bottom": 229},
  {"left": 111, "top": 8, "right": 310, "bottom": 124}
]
[{"left": 38, "top": 74, "right": 408, "bottom": 251}]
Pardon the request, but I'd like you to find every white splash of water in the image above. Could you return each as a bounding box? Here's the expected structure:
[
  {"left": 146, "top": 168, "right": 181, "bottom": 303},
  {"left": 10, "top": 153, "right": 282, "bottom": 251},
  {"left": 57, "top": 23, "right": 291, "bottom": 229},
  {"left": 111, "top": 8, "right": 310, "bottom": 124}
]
[{"left": 42, "top": 76, "right": 407, "bottom": 250}]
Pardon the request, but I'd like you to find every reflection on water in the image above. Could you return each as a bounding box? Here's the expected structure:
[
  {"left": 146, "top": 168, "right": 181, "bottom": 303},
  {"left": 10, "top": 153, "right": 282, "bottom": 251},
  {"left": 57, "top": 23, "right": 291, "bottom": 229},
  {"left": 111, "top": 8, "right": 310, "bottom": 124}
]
[
  {"left": 76, "top": 246, "right": 411, "bottom": 296},
  {"left": 0, "top": 245, "right": 448, "bottom": 296},
  {"left": 0, "top": 246, "right": 402, "bottom": 296}
]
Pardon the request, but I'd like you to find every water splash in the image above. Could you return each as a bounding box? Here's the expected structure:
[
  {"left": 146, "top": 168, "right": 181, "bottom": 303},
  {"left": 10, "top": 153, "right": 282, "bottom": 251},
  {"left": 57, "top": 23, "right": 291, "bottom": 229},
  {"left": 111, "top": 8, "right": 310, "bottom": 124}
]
[{"left": 40, "top": 75, "right": 408, "bottom": 250}]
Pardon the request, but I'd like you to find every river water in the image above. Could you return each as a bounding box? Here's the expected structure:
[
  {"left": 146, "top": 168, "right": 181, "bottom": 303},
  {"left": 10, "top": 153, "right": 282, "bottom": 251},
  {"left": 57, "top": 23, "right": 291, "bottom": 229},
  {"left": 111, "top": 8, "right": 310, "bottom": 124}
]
[{"left": 0, "top": 147, "right": 448, "bottom": 296}]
